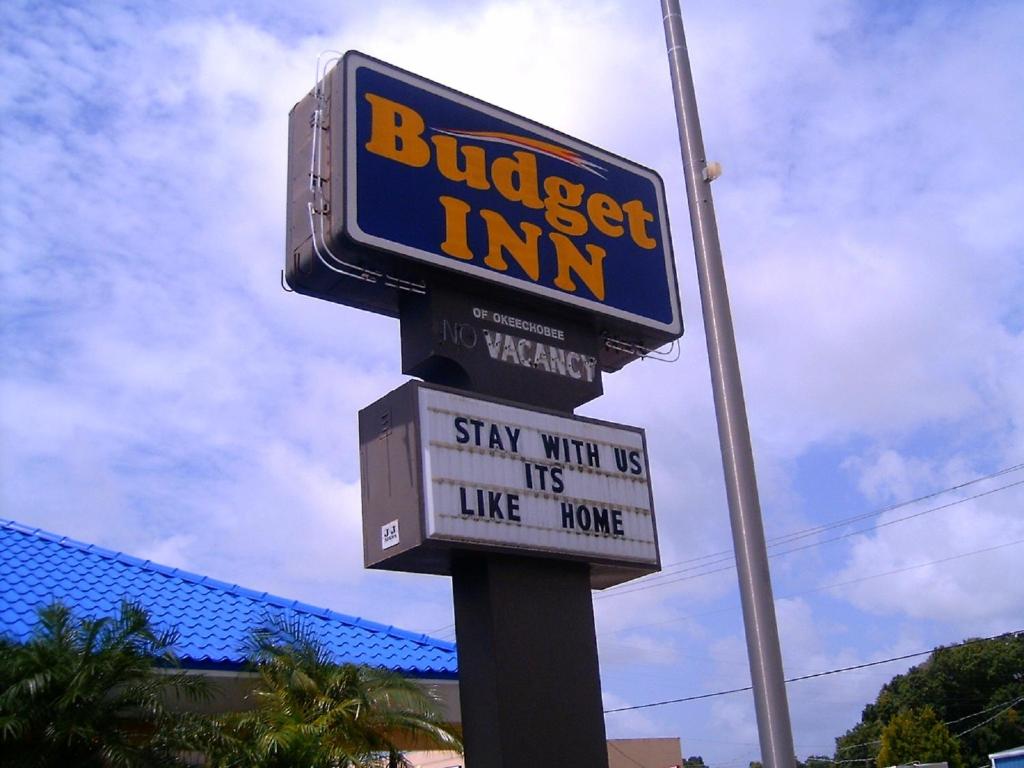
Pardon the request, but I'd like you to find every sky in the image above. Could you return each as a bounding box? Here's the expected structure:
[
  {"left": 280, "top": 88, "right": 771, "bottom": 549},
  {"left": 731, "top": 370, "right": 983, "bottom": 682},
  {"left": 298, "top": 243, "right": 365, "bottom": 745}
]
[{"left": 2, "top": 0, "right": 1023, "bottom": 764}]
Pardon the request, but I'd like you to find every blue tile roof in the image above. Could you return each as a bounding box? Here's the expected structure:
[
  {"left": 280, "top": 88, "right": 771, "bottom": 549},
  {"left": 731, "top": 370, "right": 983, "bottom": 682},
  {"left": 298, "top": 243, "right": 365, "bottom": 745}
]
[{"left": 0, "top": 518, "right": 457, "bottom": 678}]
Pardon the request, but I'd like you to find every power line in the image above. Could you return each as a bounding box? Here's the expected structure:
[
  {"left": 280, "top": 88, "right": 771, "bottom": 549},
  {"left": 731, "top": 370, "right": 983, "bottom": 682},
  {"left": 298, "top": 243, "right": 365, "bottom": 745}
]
[
  {"left": 760, "top": 463, "right": 1024, "bottom": 550},
  {"left": 598, "top": 518, "right": 1019, "bottom": 602},
  {"left": 600, "top": 476, "right": 1024, "bottom": 597},
  {"left": 605, "top": 682, "right": 755, "bottom": 712},
  {"left": 946, "top": 694, "right": 1024, "bottom": 727},
  {"left": 755, "top": 478, "right": 1024, "bottom": 569},
  {"left": 589, "top": 536, "right": 1019, "bottom": 651},
  {"left": 603, "top": 652, "right": 928, "bottom": 714},
  {"left": 832, "top": 694, "right": 1024, "bottom": 758},
  {"left": 608, "top": 741, "right": 650, "bottom": 768},
  {"left": 783, "top": 538, "right": 1024, "bottom": 597},
  {"left": 952, "top": 695, "right": 1024, "bottom": 738},
  {"left": 645, "top": 462, "right": 1024, "bottom": 576},
  {"left": 425, "top": 465, "right": 1024, "bottom": 638},
  {"left": 602, "top": 479, "right": 1024, "bottom": 597},
  {"left": 657, "top": 694, "right": 1024, "bottom": 759},
  {"left": 597, "top": 539, "right": 1023, "bottom": 679},
  {"left": 432, "top": 625, "right": 456, "bottom": 641},
  {"left": 603, "top": 630, "right": 1022, "bottom": 714}
]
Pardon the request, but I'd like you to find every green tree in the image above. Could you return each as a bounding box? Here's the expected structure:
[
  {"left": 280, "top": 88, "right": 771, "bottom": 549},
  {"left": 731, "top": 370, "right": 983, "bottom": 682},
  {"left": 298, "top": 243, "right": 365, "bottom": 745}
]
[
  {"left": 0, "top": 601, "right": 212, "bottom": 768},
  {"left": 798, "top": 755, "right": 833, "bottom": 768},
  {"left": 876, "top": 706, "right": 963, "bottom": 768},
  {"left": 208, "top": 616, "right": 461, "bottom": 768},
  {"left": 684, "top": 757, "right": 707, "bottom": 768},
  {"left": 834, "top": 633, "right": 1024, "bottom": 768}
]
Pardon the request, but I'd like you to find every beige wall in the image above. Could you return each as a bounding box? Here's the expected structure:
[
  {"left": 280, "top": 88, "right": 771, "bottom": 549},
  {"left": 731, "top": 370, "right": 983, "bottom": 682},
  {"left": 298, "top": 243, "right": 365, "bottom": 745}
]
[
  {"left": 608, "top": 737, "right": 683, "bottom": 768},
  {"left": 164, "top": 670, "right": 461, "bottom": 725},
  {"left": 404, "top": 737, "right": 683, "bottom": 768},
  {"left": 403, "top": 751, "right": 464, "bottom": 768}
]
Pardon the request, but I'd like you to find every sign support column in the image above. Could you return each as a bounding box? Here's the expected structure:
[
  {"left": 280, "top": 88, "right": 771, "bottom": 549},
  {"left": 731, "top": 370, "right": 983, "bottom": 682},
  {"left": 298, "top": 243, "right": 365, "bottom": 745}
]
[
  {"left": 452, "top": 554, "right": 608, "bottom": 768},
  {"left": 359, "top": 378, "right": 663, "bottom": 767},
  {"left": 291, "top": 48, "right": 683, "bottom": 768},
  {"left": 661, "top": 3, "right": 796, "bottom": 768}
]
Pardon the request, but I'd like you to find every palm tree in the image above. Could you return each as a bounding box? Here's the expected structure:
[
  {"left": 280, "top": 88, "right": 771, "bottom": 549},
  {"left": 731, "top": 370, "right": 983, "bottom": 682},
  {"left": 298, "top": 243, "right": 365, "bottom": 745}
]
[
  {"left": 209, "top": 616, "right": 462, "bottom": 768},
  {"left": 0, "top": 600, "right": 212, "bottom": 768}
]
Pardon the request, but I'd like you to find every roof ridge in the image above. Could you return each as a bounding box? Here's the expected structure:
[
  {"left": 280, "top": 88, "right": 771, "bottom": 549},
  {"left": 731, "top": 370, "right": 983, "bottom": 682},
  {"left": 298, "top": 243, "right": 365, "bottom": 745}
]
[{"left": 0, "top": 518, "right": 455, "bottom": 653}]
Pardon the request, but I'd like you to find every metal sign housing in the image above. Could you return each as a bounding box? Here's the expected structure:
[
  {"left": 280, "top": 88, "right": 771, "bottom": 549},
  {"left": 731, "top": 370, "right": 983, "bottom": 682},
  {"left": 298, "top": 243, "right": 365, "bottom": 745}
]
[
  {"left": 359, "top": 381, "right": 660, "bottom": 588},
  {"left": 399, "top": 280, "right": 605, "bottom": 411},
  {"left": 286, "top": 51, "right": 683, "bottom": 371}
]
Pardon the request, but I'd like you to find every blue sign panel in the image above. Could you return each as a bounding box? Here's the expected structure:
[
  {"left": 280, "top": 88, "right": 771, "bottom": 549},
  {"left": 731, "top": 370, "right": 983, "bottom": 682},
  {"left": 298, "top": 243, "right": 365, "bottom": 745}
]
[{"left": 342, "top": 52, "right": 682, "bottom": 337}]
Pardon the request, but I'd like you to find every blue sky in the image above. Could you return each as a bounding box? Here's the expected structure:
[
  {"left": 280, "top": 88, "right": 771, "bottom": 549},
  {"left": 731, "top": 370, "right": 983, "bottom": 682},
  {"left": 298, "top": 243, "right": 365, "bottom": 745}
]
[{"left": 2, "top": 0, "right": 1023, "bottom": 764}]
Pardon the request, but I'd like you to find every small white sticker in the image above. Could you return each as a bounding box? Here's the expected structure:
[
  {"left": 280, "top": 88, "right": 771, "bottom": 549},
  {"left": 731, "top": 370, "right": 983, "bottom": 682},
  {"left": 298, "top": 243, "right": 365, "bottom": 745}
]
[{"left": 381, "top": 520, "right": 400, "bottom": 549}]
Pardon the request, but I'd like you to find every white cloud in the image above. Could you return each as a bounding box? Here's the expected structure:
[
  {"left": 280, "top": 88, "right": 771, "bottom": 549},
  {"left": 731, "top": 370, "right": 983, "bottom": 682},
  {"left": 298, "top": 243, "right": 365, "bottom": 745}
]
[
  {"left": 774, "top": 599, "right": 935, "bottom": 755},
  {"left": 603, "top": 689, "right": 664, "bottom": 740},
  {"left": 599, "top": 630, "right": 679, "bottom": 667},
  {"left": 830, "top": 486, "right": 1024, "bottom": 630},
  {"left": 707, "top": 631, "right": 761, "bottom": 751},
  {"left": 3, "top": 2, "right": 1024, "bottom": 766}
]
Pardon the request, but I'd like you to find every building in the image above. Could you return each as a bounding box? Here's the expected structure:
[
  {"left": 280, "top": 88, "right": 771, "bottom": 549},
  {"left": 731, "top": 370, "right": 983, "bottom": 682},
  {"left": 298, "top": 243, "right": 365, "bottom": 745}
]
[
  {"left": 0, "top": 517, "right": 459, "bottom": 718},
  {"left": 991, "top": 747, "right": 1024, "bottom": 768},
  {"left": 1, "top": 517, "right": 683, "bottom": 764},
  {"left": 403, "top": 739, "right": 683, "bottom": 768},
  {"left": 607, "top": 738, "right": 683, "bottom": 768}
]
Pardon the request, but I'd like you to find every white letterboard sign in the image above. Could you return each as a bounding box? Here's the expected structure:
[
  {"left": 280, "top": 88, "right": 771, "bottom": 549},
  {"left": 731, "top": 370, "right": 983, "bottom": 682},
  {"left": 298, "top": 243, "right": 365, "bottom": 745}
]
[{"left": 418, "top": 388, "right": 658, "bottom": 565}]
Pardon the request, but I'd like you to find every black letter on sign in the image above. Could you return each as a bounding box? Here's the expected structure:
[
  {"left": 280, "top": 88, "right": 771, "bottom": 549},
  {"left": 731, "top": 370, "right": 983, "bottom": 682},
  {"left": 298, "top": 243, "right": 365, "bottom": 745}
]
[
  {"left": 455, "top": 417, "right": 470, "bottom": 444},
  {"left": 551, "top": 466, "right": 564, "bottom": 494},
  {"left": 489, "top": 424, "right": 504, "bottom": 451},
  {"left": 507, "top": 494, "right": 521, "bottom": 522},
  {"left": 614, "top": 447, "right": 629, "bottom": 473},
  {"left": 487, "top": 491, "right": 505, "bottom": 520},
  {"left": 561, "top": 502, "right": 574, "bottom": 529},
  {"left": 541, "top": 433, "right": 561, "bottom": 460},
  {"left": 629, "top": 450, "right": 643, "bottom": 475},
  {"left": 612, "top": 509, "right": 625, "bottom": 536},
  {"left": 576, "top": 504, "right": 592, "bottom": 531}
]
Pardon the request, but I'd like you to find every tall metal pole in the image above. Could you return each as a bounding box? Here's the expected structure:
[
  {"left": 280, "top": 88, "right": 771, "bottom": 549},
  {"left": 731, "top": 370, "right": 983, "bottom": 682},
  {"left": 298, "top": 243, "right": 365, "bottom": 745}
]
[{"left": 660, "top": 4, "right": 796, "bottom": 768}]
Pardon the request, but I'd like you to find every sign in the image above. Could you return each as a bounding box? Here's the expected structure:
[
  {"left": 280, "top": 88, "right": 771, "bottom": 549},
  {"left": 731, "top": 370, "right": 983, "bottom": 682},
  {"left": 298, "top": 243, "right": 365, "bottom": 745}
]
[
  {"left": 359, "top": 381, "right": 660, "bottom": 588},
  {"left": 422, "top": 387, "right": 657, "bottom": 562},
  {"left": 400, "top": 282, "right": 604, "bottom": 411},
  {"left": 286, "top": 52, "right": 683, "bottom": 368},
  {"left": 289, "top": 49, "right": 676, "bottom": 764},
  {"left": 381, "top": 520, "right": 400, "bottom": 549}
]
